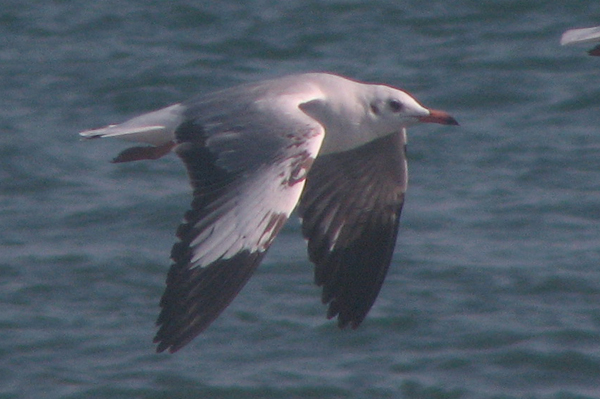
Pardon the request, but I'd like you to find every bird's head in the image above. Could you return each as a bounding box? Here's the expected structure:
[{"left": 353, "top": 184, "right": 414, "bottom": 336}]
[{"left": 366, "top": 85, "right": 459, "bottom": 132}]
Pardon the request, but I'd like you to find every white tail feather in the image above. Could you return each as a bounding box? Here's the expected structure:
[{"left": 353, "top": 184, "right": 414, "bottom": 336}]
[{"left": 79, "top": 104, "right": 185, "bottom": 146}]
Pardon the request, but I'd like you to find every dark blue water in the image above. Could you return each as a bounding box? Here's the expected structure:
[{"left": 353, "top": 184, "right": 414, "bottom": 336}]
[{"left": 2, "top": 1, "right": 600, "bottom": 398}]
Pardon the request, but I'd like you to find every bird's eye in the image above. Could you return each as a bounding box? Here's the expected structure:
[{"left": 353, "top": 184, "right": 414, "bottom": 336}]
[{"left": 389, "top": 99, "right": 403, "bottom": 112}]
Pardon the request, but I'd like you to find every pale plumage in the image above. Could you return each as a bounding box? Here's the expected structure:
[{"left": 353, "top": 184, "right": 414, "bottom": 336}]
[
  {"left": 80, "top": 73, "right": 458, "bottom": 353},
  {"left": 561, "top": 26, "right": 600, "bottom": 56}
]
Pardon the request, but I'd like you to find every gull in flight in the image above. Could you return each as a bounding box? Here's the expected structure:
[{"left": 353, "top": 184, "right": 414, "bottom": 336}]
[
  {"left": 561, "top": 25, "right": 600, "bottom": 56},
  {"left": 80, "top": 73, "right": 459, "bottom": 352}
]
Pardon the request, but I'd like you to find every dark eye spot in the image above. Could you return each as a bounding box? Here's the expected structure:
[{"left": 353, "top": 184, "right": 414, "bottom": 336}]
[
  {"left": 370, "top": 102, "right": 380, "bottom": 115},
  {"left": 389, "top": 99, "right": 403, "bottom": 112}
]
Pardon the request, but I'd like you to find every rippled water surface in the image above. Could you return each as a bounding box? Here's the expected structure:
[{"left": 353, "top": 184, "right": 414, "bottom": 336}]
[{"left": 2, "top": 1, "right": 600, "bottom": 398}]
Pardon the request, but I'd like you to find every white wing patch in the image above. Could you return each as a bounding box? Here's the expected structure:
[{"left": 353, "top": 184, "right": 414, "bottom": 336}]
[{"left": 189, "top": 135, "right": 323, "bottom": 268}]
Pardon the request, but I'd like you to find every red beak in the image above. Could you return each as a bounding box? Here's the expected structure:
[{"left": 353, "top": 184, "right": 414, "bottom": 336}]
[{"left": 418, "top": 109, "right": 459, "bottom": 126}]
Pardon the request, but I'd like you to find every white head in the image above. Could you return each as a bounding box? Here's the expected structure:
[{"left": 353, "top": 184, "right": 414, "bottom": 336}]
[
  {"left": 365, "top": 84, "right": 459, "bottom": 134},
  {"left": 299, "top": 74, "right": 459, "bottom": 154}
]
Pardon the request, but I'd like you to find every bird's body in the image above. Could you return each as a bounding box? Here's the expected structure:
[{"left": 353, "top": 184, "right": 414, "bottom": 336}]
[{"left": 81, "top": 72, "right": 458, "bottom": 353}]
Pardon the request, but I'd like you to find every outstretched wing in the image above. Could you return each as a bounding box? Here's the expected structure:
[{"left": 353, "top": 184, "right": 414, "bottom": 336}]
[
  {"left": 561, "top": 26, "right": 600, "bottom": 46},
  {"left": 298, "top": 131, "right": 408, "bottom": 329},
  {"left": 561, "top": 26, "right": 600, "bottom": 56},
  {"left": 154, "top": 87, "right": 325, "bottom": 353}
]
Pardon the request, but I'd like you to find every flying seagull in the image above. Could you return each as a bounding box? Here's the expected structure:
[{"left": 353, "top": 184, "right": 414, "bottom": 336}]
[
  {"left": 80, "top": 72, "right": 459, "bottom": 353},
  {"left": 561, "top": 25, "right": 600, "bottom": 56}
]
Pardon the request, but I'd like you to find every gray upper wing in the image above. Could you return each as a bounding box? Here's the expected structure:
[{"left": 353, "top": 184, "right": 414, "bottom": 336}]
[{"left": 155, "top": 85, "right": 325, "bottom": 353}]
